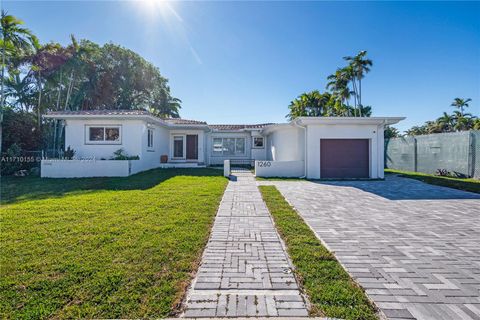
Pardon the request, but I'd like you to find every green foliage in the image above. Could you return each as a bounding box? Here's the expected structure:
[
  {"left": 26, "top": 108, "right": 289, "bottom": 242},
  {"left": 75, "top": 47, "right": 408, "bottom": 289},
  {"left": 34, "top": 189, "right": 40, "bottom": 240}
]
[
  {"left": 0, "top": 143, "right": 23, "bottom": 175},
  {"left": 384, "top": 125, "right": 400, "bottom": 138},
  {"left": 1, "top": 107, "right": 43, "bottom": 151},
  {"left": 1, "top": 12, "right": 182, "bottom": 156},
  {"left": 64, "top": 146, "right": 75, "bottom": 160},
  {"left": 287, "top": 51, "right": 373, "bottom": 119},
  {"left": 111, "top": 148, "right": 139, "bottom": 160},
  {"left": 451, "top": 97, "right": 472, "bottom": 116},
  {"left": 0, "top": 169, "right": 228, "bottom": 318},
  {"left": 19, "top": 39, "right": 181, "bottom": 117},
  {"left": 259, "top": 186, "right": 378, "bottom": 319},
  {"left": 405, "top": 98, "right": 477, "bottom": 136}
]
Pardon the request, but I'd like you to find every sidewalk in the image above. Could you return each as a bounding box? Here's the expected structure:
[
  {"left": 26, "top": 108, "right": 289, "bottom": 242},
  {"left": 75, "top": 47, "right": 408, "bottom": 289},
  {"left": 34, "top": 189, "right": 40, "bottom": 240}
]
[{"left": 183, "top": 171, "right": 308, "bottom": 318}]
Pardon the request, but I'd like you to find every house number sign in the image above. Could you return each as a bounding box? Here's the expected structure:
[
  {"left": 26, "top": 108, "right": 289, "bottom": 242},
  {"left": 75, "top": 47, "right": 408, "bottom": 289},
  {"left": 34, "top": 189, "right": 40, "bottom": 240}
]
[{"left": 257, "top": 161, "right": 272, "bottom": 167}]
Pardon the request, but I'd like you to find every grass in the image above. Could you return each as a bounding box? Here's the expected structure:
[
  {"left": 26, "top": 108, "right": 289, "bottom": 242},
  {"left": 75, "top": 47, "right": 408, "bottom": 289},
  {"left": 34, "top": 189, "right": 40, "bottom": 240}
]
[
  {"left": 259, "top": 186, "right": 378, "bottom": 320},
  {"left": 385, "top": 169, "right": 480, "bottom": 194},
  {"left": 0, "top": 169, "right": 228, "bottom": 319}
]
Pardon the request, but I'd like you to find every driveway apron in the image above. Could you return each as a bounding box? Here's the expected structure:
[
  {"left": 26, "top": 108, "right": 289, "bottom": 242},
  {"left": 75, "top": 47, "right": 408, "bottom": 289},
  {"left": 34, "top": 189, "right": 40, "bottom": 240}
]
[{"left": 183, "top": 170, "right": 308, "bottom": 318}]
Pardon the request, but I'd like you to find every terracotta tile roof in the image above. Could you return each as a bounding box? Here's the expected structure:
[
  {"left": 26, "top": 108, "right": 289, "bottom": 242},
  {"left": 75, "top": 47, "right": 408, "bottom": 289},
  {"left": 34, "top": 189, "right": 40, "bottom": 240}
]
[
  {"left": 162, "top": 118, "right": 207, "bottom": 125},
  {"left": 209, "top": 123, "right": 273, "bottom": 131},
  {"left": 45, "top": 110, "right": 270, "bottom": 129},
  {"left": 46, "top": 110, "right": 207, "bottom": 126},
  {"left": 47, "top": 109, "right": 151, "bottom": 116}
]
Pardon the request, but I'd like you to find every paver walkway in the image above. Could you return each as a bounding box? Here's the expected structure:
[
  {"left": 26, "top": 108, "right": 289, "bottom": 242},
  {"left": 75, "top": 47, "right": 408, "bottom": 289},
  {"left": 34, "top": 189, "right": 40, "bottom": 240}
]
[
  {"left": 183, "top": 171, "right": 308, "bottom": 318},
  {"left": 261, "top": 175, "right": 480, "bottom": 320}
]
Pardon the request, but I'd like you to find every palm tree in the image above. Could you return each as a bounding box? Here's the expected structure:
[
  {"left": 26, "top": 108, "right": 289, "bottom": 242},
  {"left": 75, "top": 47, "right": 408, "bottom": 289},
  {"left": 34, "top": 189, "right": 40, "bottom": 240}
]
[
  {"left": 473, "top": 119, "right": 480, "bottom": 130},
  {"left": 1, "top": 11, "right": 38, "bottom": 154},
  {"left": 451, "top": 97, "right": 471, "bottom": 116},
  {"left": 436, "top": 112, "right": 455, "bottom": 132},
  {"left": 452, "top": 110, "right": 476, "bottom": 131},
  {"left": 405, "top": 125, "right": 427, "bottom": 136},
  {"left": 343, "top": 51, "right": 372, "bottom": 115},
  {"left": 286, "top": 91, "right": 334, "bottom": 120},
  {"left": 327, "top": 68, "right": 353, "bottom": 116}
]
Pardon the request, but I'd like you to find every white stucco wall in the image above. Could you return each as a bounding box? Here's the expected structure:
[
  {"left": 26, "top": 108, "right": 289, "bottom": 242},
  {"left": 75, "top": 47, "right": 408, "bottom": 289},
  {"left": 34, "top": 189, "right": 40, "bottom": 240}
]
[
  {"left": 137, "top": 123, "right": 170, "bottom": 172},
  {"left": 251, "top": 133, "right": 267, "bottom": 161},
  {"left": 266, "top": 126, "right": 305, "bottom": 162},
  {"left": 41, "top": 159, "right": 131, "bottom": 178},
  {"left": 255, "top": 160, "right": 304, "bottom": 178},
  {"left": 65, "top": 119, "right": 144, "bottom": 160},
  {"left": 305, "top": 123, "right": 384, "bottom": 179}
]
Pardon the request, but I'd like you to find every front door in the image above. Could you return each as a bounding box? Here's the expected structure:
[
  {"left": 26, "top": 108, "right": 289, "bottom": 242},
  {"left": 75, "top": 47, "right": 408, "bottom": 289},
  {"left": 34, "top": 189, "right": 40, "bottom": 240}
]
[{"left": 186, "top": 135, "right": 198, "bottom": 160}]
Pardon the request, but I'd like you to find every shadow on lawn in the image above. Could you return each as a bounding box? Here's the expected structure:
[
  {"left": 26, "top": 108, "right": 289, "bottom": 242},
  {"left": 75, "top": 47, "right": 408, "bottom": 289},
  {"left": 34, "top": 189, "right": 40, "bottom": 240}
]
[
  {"left": 311, "top": 174, "right": 480, "bottom": 200},
  {"left": 1, "top": 168, "right": 224, "bottom": 205}
]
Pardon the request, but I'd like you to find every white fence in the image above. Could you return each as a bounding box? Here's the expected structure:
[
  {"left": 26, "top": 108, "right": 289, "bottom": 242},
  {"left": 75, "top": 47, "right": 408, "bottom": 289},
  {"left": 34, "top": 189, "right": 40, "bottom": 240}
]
[
  {"left": 41, "top": 159, "right": 136, "bottom": 178},
  {"left": 254, "top": 160, "right": 304, "bottom": 178}
]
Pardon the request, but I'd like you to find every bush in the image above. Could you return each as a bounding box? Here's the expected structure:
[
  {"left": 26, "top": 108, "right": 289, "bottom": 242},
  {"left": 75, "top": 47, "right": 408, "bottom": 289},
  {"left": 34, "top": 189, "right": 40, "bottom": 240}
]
[
  {"left": 1, "top": 144, "right": 24, "bottom": 176},
  {"left": 64, "top": 146, "right": 76, "bottom": 160},
  {"left": 2, "top": 107, "right": 44, "bottom": 151},
  {"left": 111, "top": 149, "right": 139, "bottom": 160}
]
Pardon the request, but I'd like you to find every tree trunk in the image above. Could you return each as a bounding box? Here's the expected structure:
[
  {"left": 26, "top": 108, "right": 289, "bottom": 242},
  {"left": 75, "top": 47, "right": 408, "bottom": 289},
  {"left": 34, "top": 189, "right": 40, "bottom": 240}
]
[
  {"left": 351, "top": 76, "right": 358, "bottom": 117},
  {"left": 0, "top": 38, "right": 5, "bottom": 156},
  {"left": 64, "top": 71, "right": 74, "bottom": 110},
  {"left": 37, "top": 71, "right": 42, "bottom": 128},
  {"left": 55, "top": 71, "right": 63, "bottom": 110},
  {"left": 358, "top": 78, "right": 363, "bottom": 117},
  {"left": 52, "top": 119, "right": 57, "bottom": 156}
]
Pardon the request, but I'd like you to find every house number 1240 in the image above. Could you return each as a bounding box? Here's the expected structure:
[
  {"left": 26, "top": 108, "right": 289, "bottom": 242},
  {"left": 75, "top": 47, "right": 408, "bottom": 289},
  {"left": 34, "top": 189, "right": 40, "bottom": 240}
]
[{"left": 258, "top": 161, "right": 271, "bottom": 167}]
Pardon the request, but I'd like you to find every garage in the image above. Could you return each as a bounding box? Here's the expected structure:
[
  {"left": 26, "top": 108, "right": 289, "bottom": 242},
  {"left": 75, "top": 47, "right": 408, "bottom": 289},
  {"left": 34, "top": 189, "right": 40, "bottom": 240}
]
[{"left": 320, "top": 139, "right": 369, "bottom": 178}]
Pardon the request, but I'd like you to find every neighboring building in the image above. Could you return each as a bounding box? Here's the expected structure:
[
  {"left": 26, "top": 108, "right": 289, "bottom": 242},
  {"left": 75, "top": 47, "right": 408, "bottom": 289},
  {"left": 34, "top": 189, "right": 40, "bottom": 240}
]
[{"left": 41, "top": 110, "right": 403, "bottom": 179}]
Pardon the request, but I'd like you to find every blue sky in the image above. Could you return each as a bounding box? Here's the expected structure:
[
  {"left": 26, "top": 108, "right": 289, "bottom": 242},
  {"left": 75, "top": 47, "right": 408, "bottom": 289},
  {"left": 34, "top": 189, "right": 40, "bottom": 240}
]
[{"left": 4, "top": 1, "right": 480, "bottom": 132}]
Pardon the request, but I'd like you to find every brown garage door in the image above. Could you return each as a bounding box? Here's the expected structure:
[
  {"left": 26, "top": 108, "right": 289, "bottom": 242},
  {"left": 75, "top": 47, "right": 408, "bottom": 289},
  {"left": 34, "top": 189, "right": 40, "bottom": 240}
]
[{"left": 320, "top": 139, "right": 369, "bottom": 178}]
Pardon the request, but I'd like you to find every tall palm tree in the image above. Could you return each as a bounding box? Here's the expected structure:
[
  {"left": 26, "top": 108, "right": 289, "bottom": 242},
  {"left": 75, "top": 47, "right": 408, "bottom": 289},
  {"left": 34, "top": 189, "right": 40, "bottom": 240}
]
[
  {"left": 343, "top": 51, "right": 372, "bottom": 116},
  {"left": 327, "top": 68, "right": 353, "bottom": 116},
  {"left": 451, "top": 97, "right": 471, "bottom": 116},
  {"left": 1, "top": 11, "right": 38, "bottom": 154}
]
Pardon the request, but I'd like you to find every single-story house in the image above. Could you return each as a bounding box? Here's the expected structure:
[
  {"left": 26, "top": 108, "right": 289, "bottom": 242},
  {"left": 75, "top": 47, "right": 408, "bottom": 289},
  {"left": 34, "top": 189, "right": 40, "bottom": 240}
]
[{"left": 41, "top": 110, "right": 404, "bottom": 179}]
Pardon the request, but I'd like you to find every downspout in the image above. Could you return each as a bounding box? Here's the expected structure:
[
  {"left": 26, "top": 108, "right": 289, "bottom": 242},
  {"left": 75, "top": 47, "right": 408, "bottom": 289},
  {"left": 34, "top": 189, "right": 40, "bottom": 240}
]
[
  {"left": 293, "top": 118, "right": 307, "bottom": 178},
  {"left": 379, "top": 119, "right": 386, "bottom": 179}
]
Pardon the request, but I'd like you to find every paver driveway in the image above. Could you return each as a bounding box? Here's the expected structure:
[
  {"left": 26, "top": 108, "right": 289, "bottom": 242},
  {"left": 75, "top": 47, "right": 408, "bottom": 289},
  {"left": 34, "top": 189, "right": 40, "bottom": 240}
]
[{"left": 260, "top": 175, "right": 480, "bottom": 320}]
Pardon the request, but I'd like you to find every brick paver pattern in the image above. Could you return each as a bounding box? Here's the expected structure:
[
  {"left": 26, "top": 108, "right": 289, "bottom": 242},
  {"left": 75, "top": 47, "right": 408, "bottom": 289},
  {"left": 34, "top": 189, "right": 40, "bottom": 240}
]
[
  {"left": 184, "top": 171, "right": 308, "bottom": 318},
  {"left": 261, "top": 175, "right": 480, "bottom": 320}
]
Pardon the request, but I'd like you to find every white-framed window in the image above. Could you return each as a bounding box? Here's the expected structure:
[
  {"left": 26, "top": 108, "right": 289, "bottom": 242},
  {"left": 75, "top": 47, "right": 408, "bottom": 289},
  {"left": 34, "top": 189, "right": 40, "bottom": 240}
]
[
  {"left": 212, "top": 137, "right": 245, "bottom": 156},
  {"left": 253, "top": 137, "right": 264, "bottom": 148},
  {"left": 173, "top": 135, "right": 184, "bottom": 158},
  {"left": 85, "top": 125, "right": 121, "bottom": 144},
  {"left": 147, "top": 129, "right": 154, "bottom": 149}
]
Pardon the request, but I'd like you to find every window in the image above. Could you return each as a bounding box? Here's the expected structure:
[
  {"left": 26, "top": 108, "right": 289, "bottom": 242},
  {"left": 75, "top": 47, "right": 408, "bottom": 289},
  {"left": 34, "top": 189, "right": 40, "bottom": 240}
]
[
  {"left": 211, "top": 137, "right": 245, "bottom": 156},
  {"left": 173, "top": 136, "right": 184, "bottom": 158},
  {"left": 235, "top": 138, "right": 245, "bottom": 154},
  {"left": 147, "top": 129, "right": 154, "bottom": 149},
  {"left": 86, "top": 126, "right": 121, "bottom": 144},
  {"left": 253, "top": 137, "right": 264, "bottom": 148},
  {"left": 213, "top": 138, "right": 223, "bottom": 155}
]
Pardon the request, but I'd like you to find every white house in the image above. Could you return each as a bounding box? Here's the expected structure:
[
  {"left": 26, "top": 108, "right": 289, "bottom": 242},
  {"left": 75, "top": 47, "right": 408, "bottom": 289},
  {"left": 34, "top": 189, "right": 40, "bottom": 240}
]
[{"left": 41, "top": 110, "right": 403, "bottom": 179}]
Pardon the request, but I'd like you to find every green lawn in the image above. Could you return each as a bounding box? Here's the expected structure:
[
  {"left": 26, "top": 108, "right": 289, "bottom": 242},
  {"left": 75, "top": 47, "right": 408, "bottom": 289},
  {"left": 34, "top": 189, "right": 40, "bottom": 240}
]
[
  {"left": 259, "top": 186, "right": 378, "bottom": 320},
  {"left": 0, "top": 169, "right": 228, "bottom": 319},
  {"left": 385, "top": 169, "right": 480, "bottom": 194}
]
